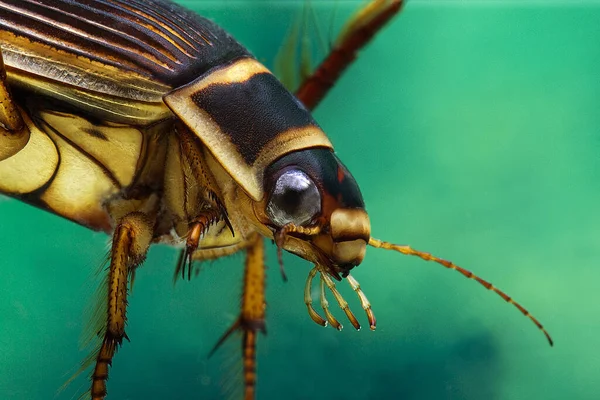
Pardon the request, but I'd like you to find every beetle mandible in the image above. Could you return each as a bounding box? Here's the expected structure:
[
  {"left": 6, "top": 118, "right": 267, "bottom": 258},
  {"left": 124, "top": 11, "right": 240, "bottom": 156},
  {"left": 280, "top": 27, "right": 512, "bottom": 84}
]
[{"left": 0, "top": 0, "right": 552, "bottom": 399}]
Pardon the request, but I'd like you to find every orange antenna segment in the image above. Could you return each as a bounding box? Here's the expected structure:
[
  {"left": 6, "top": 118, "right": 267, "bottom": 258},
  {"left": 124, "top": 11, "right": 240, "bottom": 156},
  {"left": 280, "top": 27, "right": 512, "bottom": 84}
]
[{"left": 368, "top": 237, "right": 554, "bottom": 346}]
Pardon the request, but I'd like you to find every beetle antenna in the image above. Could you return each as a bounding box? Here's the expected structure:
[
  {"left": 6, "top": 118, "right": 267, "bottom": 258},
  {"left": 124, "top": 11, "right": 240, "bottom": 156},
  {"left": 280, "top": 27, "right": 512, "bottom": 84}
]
[{"left": 368, "top": 237, "right": 554, "bottom": 346}]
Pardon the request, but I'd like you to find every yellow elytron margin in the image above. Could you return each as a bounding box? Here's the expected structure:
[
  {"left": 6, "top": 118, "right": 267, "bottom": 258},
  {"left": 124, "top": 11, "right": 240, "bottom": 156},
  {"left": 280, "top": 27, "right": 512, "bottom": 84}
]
[{"left": 163, "top": 57, "right": 333, "bottom": 201}]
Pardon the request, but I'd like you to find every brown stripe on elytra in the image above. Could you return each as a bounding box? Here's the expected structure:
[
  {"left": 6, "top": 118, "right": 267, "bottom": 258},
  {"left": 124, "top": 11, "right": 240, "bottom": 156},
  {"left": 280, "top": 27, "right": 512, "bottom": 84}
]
[
  {"left": 0, "top": 1, "right": 174, "bottom": 70},
  {"left": 0, "top": 0, "right": 250, "bottom": 87},
  {"left": 191, "top": 72, "right": 318, "bottom": 164}
]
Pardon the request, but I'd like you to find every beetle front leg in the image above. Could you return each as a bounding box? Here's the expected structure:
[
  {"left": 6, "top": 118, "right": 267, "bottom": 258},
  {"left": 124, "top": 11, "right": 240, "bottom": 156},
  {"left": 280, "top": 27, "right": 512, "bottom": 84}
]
[
  {"left": 90, "top": 212, "right": 154, "bottom": 400},
  {"left": 210, "top": 233, "right": 265, "bottom": 400},
  {"left": 0, "top": 49, "right": 29, "bottom": 161}
]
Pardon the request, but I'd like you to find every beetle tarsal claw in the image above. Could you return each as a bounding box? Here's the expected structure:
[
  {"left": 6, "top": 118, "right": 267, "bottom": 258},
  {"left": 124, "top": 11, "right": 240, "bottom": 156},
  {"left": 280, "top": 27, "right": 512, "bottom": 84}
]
[
  {"left": 173, "top": 209, "right": 225, "bottom": 281},
  {"left": 368, "top": 237, "right": 554, "bottom": 346}
]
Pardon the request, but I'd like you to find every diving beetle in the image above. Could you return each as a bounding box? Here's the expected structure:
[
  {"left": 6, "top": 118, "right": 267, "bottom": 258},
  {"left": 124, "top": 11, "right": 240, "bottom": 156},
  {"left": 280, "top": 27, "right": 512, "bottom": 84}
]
[{"left": 0, "top": 0, "right": 552, "bottom": 399}]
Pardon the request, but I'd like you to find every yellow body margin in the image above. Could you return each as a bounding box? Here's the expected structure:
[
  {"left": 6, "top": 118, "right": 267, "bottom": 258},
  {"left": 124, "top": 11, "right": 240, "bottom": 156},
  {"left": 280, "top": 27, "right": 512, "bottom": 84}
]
[{"left": 163, "top": 58, "right": 333, "bottom": 201}]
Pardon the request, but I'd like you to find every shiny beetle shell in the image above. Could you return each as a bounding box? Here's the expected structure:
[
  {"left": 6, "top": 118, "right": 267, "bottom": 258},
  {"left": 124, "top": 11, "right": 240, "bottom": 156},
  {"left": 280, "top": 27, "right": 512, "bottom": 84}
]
[
  {"left": 0, "top": 1, "right": 554, "bottom": 400},
  {"left": 0, "top": 0, "right": 374, "bottom": 398},
  {"left": 0, "top": 0, "right": 333, "bottom": 231}
]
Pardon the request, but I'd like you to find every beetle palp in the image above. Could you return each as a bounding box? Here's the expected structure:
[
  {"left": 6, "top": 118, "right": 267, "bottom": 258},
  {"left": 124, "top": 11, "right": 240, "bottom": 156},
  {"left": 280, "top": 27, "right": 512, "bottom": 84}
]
[
  {"left": 318, "top": 266, "right": 361, "bottom": 331},
  {"left": 304, "top": 266, "right": 328, "bottom": 327},
  {"left": 346, "top": 274, "right": 377, "bottom": 331},
  {"left": 320, "top": 275, "right": 343, "bottom": 331}
]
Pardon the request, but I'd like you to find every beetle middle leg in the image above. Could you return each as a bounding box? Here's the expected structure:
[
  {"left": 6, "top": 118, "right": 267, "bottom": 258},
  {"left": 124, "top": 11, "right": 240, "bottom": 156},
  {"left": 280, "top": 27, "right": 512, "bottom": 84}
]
[
  {"left": 90, "top": 211, "right": 154, "bottom": 400},
  {"left": 209, "top": 232, "right": 265, "bottom": 400},
  {"left": 0, "top": 48, "right": 29, "bottom": 161}
]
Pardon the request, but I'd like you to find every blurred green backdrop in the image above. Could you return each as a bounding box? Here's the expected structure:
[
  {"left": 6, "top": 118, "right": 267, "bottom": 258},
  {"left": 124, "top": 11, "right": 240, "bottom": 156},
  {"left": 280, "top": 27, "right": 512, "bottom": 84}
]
[{"left": 1, "top": 1, "right": 598, "bottom": 399}]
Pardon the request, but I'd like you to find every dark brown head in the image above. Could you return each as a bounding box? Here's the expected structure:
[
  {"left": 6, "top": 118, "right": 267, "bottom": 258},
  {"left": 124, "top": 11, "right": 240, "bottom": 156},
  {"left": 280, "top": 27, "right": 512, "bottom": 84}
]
[{"left": 255, "top": 148, "right": 370, "bottom": 279}]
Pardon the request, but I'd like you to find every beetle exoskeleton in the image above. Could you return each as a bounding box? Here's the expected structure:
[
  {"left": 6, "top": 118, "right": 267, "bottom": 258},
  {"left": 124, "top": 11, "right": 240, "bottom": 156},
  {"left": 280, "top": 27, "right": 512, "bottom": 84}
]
[{"left": 0, "top": 1, "right": 552, "bottom": 399}]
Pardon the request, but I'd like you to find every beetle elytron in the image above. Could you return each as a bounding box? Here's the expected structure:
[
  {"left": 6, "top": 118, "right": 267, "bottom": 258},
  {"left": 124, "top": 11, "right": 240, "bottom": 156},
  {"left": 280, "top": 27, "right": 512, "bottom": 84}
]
[{"left": 0, "top": 0, "right": 552, "bottom": 398}]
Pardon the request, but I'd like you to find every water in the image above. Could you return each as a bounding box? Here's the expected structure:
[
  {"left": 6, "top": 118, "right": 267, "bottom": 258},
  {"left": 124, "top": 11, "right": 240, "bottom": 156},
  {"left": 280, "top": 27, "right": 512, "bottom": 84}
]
[{"left": 1, "top": 1, "right": 598, "bottom": 399}]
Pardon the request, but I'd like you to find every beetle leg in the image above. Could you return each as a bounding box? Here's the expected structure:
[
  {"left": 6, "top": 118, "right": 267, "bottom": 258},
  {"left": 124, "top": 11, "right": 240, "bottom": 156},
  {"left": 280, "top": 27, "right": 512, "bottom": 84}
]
[
  {"left": 175, "top": 208, "right": 224, "bottom": 280},
  {"left": 165, "top": 124, "right": 233, "bottom": 243},
  {"left": 178, "top": 123, "right": 232, "bottom": 231},
  {"left": 90, "top": 212, "right": 154, "bottom": 400},
  {"left": 191, "top": 239, "right": 250, "bottom": 262},
  {"left": 174, "top": 222, "right": 252, "bottom": 282},
  {"left": 295, "top": 0, "right": 404, "bottom": 110},
  {"left": 0, "top": 49, "right": 29, "bottom": 161},
  {"left": 209, "top": 233, "right": 265, "bottom": 400}
]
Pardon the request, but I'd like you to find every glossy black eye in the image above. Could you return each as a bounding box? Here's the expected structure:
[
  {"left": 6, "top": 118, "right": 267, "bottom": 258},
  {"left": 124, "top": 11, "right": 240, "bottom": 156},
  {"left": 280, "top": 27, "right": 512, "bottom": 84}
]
[{"left": 266, "top": 169, "right": 321, "bottom": 227}]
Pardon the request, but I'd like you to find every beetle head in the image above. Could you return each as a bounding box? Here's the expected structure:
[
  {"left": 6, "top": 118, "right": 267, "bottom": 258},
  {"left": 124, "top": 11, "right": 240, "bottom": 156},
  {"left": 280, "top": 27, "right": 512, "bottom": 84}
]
[{"left": 254, "top": 148, "right": 370, "bottom": 279}]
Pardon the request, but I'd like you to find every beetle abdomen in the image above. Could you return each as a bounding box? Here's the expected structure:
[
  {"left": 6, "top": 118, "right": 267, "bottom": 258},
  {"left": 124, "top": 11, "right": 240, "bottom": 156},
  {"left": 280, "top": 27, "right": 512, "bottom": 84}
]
[{"left": 0, "top": 0, "right": 250, "bottom": 120}]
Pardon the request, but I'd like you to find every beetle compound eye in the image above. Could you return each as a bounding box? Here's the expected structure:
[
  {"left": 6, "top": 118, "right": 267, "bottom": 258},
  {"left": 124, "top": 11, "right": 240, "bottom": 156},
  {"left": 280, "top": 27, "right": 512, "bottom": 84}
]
[{"left": 266, "top": 169, "right": 321, "bottom": 227}]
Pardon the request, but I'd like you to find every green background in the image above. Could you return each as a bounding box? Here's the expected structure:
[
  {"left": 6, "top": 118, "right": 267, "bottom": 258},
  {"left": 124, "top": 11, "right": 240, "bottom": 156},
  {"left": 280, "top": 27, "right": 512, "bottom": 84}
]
[{"left": 1, "top": 1, "right": 598, "bottom": 399}]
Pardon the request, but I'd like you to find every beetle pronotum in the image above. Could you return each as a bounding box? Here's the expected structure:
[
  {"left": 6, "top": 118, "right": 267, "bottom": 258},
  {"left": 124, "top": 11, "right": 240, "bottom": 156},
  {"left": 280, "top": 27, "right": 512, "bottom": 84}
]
[{"left": 0, "top": 0, "right": 552, "bottom": 399}]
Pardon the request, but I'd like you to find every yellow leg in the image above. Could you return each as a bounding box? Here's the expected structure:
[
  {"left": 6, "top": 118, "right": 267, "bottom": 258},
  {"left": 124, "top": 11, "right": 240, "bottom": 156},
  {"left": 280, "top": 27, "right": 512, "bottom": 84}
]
[
  {"left": 240, "top": 234, "right": 265, "bottom": 399},
  {"left": 0, "top": 49, "right": 29, "bottom": 160},
  {"left": 174, "top": 236, "right": 252, "bottom": 282},
  {"left": 210, "top": 233, "right": 266, "bottom": 400},
  {"left": 90, "top": 212, "right": 154, "bottom": 399}
]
